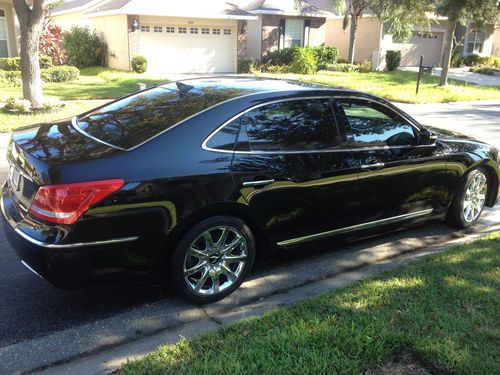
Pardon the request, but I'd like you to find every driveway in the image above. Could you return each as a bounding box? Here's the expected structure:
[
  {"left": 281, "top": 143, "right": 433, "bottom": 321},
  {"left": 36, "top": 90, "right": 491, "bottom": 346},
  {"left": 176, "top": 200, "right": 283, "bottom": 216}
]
[
  {"left": 0, "top": 99, "right": 499, "bottom": 374},
  {"left": 399, "top": 67, "right": 500, "bottom": 87}
]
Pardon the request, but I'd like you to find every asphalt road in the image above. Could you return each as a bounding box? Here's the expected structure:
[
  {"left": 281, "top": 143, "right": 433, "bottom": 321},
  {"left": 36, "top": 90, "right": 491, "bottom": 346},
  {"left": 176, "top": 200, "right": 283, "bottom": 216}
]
[{"left": 0, "top": 100, "right": 499, "bottom": 349}]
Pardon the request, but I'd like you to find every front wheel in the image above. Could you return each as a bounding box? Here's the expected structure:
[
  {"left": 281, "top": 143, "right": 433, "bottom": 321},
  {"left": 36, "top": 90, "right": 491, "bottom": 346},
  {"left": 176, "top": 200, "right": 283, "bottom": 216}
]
[
  {"left": 170, "top": 216, "right": 256, "bottom": 304},
  {"left": 447, "top": 168, "right": 489, "bottom": 229}
]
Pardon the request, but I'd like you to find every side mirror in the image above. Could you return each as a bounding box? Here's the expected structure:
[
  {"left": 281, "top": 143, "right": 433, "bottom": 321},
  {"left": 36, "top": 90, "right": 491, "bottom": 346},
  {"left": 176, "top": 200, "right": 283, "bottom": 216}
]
[{"left": 419, "top": 128, "right": 438, "bottom": 145}]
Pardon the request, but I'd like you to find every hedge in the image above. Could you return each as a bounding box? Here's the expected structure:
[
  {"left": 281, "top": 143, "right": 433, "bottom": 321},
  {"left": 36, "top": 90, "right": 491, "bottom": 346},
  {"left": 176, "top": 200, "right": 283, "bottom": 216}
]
[
  {"left": 0, "top": 66, "right": 80, "bottom": 86},
  {"left": 0, "top": 55, "right": 53, "bottom": 71}
]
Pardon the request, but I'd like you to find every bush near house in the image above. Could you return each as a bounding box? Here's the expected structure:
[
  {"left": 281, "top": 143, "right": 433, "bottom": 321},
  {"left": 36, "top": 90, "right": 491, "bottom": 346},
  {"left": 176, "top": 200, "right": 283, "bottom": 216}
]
[
  {"left": 452, "top": 54, "right": 500, "bottom": 70},
  {"left": 238, "top": 57, "right": 259, "bottom": 73},
  {"left": 0, "top": 55, "right": 53, "bottom": 71},
  {"left": 261, "top": 46, "right": 343, "bottom": 74},
  {"left": 131, "top": 55, "right": 148, "bottom": 74},
  {"left": 63, "top": 26, "right": 107, "bottom": 68},
  {"left": 0, "top": 66, "right": 80, "bottom": 86},
  {"left": 385, "top": 50, "right": 401, "bottom": 71}
]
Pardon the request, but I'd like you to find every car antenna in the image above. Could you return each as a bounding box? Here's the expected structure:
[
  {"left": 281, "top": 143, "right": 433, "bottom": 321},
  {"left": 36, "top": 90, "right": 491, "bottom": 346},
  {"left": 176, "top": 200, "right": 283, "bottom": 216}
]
[{"left": 176, "top": 82, "right": 194, "bottom": 95}]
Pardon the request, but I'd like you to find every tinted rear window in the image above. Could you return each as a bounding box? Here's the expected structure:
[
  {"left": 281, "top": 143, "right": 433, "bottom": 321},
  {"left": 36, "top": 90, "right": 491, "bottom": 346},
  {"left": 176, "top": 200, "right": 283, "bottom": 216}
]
[{"left": 75, "top": 83, "right": 250, "bottom": 149}]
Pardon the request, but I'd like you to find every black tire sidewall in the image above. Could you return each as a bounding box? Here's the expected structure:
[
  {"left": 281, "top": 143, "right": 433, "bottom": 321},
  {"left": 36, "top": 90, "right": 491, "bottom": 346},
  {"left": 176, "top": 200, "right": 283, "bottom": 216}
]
[{"left": 170, "top": 216, "right": 256, "bottom": 304}]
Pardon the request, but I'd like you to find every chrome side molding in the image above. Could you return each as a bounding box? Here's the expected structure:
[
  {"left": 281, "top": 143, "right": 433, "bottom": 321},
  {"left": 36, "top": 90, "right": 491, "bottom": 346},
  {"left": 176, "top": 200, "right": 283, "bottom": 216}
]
[
  {"left": 242, "top": 179, "right": 275, "bottom": 187},
  {"left": 14, "top": 228, "right": 139, "bottom": 249},
  {"left": 277, "top": 209, "right": 434, "bottom": 247}
]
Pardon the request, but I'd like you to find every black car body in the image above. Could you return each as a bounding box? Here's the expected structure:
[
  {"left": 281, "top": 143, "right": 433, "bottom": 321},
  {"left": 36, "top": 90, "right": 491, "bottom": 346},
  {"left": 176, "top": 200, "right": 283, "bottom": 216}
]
[{"left": 2, "top": 77, "right": 499, "bottom": 301}]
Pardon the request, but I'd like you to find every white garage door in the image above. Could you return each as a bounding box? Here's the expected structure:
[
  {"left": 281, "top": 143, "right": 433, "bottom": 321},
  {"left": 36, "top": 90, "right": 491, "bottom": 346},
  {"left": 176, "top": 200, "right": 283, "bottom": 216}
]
[
  {"left": 139, "top": 24, "right": 236, "bottom": 73},
  {"left": 400, "top": 31, "right": 444, "bottom": 67}
]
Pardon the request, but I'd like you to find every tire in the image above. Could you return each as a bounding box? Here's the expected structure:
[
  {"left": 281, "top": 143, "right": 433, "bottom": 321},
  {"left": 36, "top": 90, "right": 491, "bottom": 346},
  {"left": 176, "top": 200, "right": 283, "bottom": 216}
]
[
  {"left": 170, "top": 216, "right": 256, "bottom": 304},
  {"left": 447, "top": 168, "right": 489, "bottom": 229}
]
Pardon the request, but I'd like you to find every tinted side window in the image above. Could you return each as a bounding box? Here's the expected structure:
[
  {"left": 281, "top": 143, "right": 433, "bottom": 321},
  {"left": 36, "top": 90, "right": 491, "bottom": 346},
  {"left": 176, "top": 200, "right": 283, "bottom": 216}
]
[
  {"left": 206, "top": 118, "right": 240, "bottom": 151},
  {"left": 339, "top": 99, "right": 416, "bottom": 148},
  {"left": 238, "top": 99, "right": 339, "bottom": 152}
]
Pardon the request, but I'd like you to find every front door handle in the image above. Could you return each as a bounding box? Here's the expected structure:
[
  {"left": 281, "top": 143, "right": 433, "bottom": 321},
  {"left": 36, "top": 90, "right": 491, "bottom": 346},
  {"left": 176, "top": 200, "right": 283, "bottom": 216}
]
[
  {"left": 242, "top": 179, "right": 275, "bottom": 188},
  {"left": 360, "top": 162, "right": 385, "bottom": 170}
]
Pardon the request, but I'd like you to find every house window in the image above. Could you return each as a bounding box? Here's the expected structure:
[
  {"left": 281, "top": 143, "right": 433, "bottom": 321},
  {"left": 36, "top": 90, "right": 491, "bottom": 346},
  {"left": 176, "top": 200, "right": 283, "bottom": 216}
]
[
  {"left": 190, "top": 27, "right": 198, "bottom": 34},
  {"left": 284, "top": 19, "right": 304, "bottom": 48},
  {"left": 140, "top": 25, "right": 150, "bottom": 32},
  {"left": 224, "top": 29, "right": 231, "bottom": 35},
  {"left": 0, "top": 9, "right": 8, "bottom": 57},
  {"left": 154, "top": 26, "right": 163, "bottom": 33},
  {"left": 178, "top": 27, "right": 187, "bottom": 34},
  {"left": 213, "top": 28, "right": 221, "bottom": 35},
  {"left": 201, "top": 28, "right": 209, "bottom": 34},
  {"left": 467, "top": 29, "right": 485, "bottom": 54},
  {"left": 166, "top": 27, "right": 175, "bottom": 33}
]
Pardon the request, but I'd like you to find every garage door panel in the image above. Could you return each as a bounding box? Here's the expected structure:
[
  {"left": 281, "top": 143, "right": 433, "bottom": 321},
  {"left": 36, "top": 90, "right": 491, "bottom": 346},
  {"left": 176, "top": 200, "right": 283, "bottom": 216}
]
[
  {"left": 140, "top": 25, "right": 236, "bottom": 73},
  {"left": 400, "top": 32, "right": 444, "bottom": 67}
]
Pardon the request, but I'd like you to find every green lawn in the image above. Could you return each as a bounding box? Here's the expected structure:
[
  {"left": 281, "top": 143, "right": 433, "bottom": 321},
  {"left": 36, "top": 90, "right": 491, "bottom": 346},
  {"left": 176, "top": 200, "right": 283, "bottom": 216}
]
[
  {"left": 0, "top": 67, "right": 168, "bottom": 101},
  {"left": 122, "top": 232, "right": 500, "bottom": 375},
  {"left": 260, "top": 70, "right": 500, "bottom": 104}
]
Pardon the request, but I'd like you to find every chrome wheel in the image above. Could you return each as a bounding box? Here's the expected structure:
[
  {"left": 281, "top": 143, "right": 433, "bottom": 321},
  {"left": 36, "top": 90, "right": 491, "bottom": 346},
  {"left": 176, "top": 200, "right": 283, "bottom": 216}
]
[
  {"left": 183, "top": 225, "right": 248, "bottom": 296},
  {"left": 463, "top": 172, "right": 487, "bottom": 223}
]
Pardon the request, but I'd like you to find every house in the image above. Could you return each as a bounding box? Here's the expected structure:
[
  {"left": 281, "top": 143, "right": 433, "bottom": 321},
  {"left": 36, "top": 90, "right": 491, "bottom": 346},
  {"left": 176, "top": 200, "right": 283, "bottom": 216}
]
[
  {"left": 0, "top": 0, "right": 18, "bottom": 58},
  {"left": 51, "top": 0, "right": 257, "bottom": 73},
  {"left": 240, "top": 0, "right": 335, "bottom": 61},
  {"left": 50, "top": 0, "right": 499, "bottom": 73}
]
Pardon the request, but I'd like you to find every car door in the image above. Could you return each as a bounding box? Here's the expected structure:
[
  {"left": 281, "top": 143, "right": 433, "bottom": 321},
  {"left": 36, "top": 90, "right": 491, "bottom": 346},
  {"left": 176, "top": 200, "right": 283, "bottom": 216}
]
[
  {"left": 228, "top": 97, "right": 359, "bottom": 246},
  {"left": 334, "top": 96, "right": 450, "bottom": 225}
]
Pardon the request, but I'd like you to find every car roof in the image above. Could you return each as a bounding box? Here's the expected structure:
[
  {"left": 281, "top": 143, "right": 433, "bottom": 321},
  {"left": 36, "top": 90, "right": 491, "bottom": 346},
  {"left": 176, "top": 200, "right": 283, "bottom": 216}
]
[{"left": 161, "top": 76, "right": 346, "bottom": 97}]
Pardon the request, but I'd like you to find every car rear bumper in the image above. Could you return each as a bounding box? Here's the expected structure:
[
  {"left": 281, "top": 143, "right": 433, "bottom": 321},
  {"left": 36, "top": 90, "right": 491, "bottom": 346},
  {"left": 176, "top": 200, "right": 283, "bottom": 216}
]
[{"left": 1, "top": 187, "right": 169, "bottom": 289}]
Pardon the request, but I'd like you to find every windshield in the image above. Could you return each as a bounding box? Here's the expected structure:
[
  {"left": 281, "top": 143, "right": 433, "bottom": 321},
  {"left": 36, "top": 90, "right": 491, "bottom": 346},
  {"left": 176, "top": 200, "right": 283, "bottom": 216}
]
[{"left": 75, "top": 82, "right": 250, "bottom": 150}]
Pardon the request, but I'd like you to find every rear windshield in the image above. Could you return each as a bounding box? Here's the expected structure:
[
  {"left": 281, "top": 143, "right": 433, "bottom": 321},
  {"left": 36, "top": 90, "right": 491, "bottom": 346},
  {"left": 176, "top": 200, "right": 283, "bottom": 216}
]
[{"left": 75, "top": 82, "right": 250, "bottom": 150}]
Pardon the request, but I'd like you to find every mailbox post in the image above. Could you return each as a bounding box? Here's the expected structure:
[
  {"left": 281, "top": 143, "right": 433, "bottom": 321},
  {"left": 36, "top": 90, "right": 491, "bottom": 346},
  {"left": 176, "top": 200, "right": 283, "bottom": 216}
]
[{"left": 416, "top": 55, "right": 433, "bottom": 94}]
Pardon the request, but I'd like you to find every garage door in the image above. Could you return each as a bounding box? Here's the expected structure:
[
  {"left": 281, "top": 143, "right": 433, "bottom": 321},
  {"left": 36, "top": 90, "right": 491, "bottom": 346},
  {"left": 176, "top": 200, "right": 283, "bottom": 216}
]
[
  {"left": 139, "top": 24, "right": 236, "bottom": 73},
  {"left": 400, "top": 31, "right": 444, "bottom": 67}
]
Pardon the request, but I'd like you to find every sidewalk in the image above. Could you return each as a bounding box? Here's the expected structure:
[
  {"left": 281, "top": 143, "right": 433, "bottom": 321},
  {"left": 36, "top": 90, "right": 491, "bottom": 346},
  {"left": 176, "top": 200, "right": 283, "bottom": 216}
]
[{"left": 399, "top": 67, "right": 500, "bottom": 87}]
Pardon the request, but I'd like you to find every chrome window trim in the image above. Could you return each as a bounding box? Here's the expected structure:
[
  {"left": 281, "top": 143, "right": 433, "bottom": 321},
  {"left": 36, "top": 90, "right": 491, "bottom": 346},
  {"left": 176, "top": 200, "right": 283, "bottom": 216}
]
[
  {"left": 277, "top": 209, "right": 434, "bottom": 247},
  {"left": 71, "top": 117, "right": 127, "bottom": 151},
  {"left": 202, "top": 95, "right": 427, "bottom": 155}
]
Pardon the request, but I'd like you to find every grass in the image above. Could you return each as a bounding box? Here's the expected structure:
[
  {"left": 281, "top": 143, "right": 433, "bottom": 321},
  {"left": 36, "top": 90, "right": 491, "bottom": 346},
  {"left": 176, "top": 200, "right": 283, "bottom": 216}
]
[
  {"left": 260, "top": 70, "right": 500, "bottom": 104},
  {"left": 0, "top": 100, "right": 107, "bottom": 132},
  {"left": 0, "top": 67, "right": 168, "bottom": 101},
  {"left": 122, "top": 232, "right": 500, "bottom": 375}
]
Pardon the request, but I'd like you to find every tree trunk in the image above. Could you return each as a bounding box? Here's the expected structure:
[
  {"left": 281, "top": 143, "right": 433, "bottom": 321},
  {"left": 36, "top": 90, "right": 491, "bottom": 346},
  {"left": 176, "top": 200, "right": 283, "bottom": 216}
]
[
  {"left": 440, "top": 22, "right": 456, "bottom": 86},
  {"left": 19, "top": 24, "right": 43, "bottom": 108},
  {"left": 13, "top": 0, "right": 47, "bottom": 109},
  {"left": 347, "top": 15, "right": 358, "bottom": 64}
]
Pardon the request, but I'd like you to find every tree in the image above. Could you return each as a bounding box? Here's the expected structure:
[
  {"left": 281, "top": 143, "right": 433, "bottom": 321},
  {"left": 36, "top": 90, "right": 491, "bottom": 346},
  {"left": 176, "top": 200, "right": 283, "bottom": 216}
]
[
  {"left": 437, "top": 0, "right": 500, "bottom": 86},
  {"left": 332, "top": 0, "right": 432, "bottom": 64},
  {"left": 13, "top": 0, "right": 48, "bottom": 109}
]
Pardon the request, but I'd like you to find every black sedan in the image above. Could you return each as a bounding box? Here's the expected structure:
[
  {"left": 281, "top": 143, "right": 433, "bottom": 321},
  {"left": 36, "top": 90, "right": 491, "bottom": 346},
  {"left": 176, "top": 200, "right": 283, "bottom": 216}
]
[{"left": 2, "top": 77, "right": 499, "bottom": 303}]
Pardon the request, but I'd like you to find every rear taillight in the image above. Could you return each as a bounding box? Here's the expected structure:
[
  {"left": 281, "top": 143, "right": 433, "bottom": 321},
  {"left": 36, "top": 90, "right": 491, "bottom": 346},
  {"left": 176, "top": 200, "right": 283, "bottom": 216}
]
[{"left": 28, "top": 179, "right": 124, "bottom": 225}]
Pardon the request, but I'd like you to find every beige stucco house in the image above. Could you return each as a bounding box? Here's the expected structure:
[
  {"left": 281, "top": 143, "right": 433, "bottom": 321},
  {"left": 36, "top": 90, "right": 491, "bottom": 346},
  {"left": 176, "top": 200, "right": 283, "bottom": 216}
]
[
  {"left": 0, "top": 0, "right": 19, "bottom": 58},
  {"left": 50, "top": 0, "right": 499, "bottom": 72}
]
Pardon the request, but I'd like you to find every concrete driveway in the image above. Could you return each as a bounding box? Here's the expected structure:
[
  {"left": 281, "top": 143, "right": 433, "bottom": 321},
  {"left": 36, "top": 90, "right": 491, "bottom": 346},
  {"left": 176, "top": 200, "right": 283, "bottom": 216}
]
[{"left": 0, "top": 99, "right": 499, "bottom": 374}]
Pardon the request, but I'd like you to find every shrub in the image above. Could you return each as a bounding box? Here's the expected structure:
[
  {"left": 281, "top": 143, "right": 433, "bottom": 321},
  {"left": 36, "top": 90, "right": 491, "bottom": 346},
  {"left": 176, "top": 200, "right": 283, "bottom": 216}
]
[
  {"left": 358, "top": 60, "right": 372, "bottom": 73},
  {"left": 290, "top": 48, "right": 317, "bottom": 74},
  {"left": 463, "top": 54, "right": 480, "bottom": 67},
  {"left": 262, "top": 64, "right": 291, "bottom": 74},
  {"left": 63, "top": 26, "right": 106, "bottom": 68},
  {"left": 0, "top": 70, "right": 22, "bottom": 86},
  {"left": 4, "top": 97, "right": 31, "bottom": 112},
  {"left": 262, "top": 46, "right": 298, "bottom": 66},
  {"left": 238, "top": 57, "right": 259, "bottom": 73},
  {"left": 451, "top": 52, "right": 464, "bottom": 67},
  {"left": 0, "top": 57, "right": 20, "bottom": 71},
  {"left": 131, "top": 55, "right": 147, "bottom": 73},
  {"left": 312, "top": 46, "right": 339, "bottom": 69},
  {"left": 41, "top": 97, "right": 63, "bottom": 111},
  {"left": 40, "top": 15, "right": 66, "bottom": 65},
  {"left": 385, "top": 50, "right": 401, "bottom": 71},
  {"left": 470, "top": 66, "right": 496, "bottom": 75},
  {"left": 41, "top": 65, "right": 80, "bottom": 82},
  {"left": 39, "top": 55, "right": 53, "bottom": 69},
  {"left": 322, "top": 63, "right": 360, "bottom": 73}
]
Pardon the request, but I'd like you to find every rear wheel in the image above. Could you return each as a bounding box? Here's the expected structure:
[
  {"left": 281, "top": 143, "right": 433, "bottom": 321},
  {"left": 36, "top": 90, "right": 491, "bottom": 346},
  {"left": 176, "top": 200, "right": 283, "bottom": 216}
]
[
  {"left": 447, "top": 168, "right": 488, "bottom": 228},
  {"left": 170, "top": 216, "right": 255, "bottom": 303}
]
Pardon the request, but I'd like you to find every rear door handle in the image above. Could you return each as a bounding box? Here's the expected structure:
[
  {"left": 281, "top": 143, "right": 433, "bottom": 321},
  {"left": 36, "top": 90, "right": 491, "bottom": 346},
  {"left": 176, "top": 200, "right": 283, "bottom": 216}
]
[
  {"left": 242, "top": 179, "right": 275, "bottom": 188},
  {"left": 360, "top": 162, "right": 385, "bottom": 170}
]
